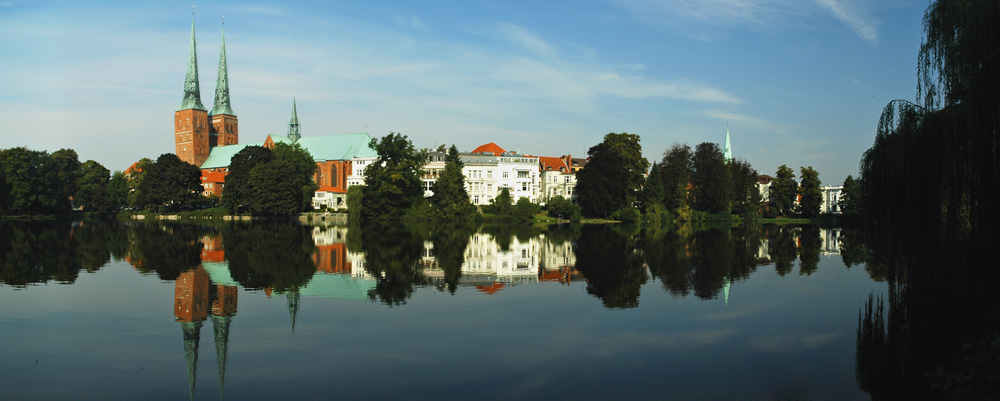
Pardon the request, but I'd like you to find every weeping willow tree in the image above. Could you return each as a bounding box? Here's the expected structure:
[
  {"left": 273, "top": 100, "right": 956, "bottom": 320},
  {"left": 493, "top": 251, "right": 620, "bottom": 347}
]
[
  {"left": 861, "top": 0, "right": 999, "bottom": 259},
  {"left": 857, "top": 1, "right": 1000, "bottom": 398}
]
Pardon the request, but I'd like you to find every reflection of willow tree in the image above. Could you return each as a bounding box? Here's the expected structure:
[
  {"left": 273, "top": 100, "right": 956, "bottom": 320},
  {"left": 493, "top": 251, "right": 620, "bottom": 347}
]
[
  {"left": 359, "top": 222, "right": 426, "bottom": 306},
  {"left": 574, "top": 224, "right": 647, "bottom": 309},
  {"left": 428, "top": 222, "right": 477, "bottom": 294},
  {"left": 766, "top": 225, "right": 798, "bottom": 276},
  {"left": 0, "top": 221, "right": 114, "bottom": 286},
  {"left": 797, "top": 226, "right": 821, "bottom": 275},
  {"left": 856, "top": 1, "right": 1000, "bottom": 398},
  {"left": 222, "top": 222, "right": 317, "bottom": 292},
  {"left": 126, "top": 223, "right": 206, "bottom": 281}
]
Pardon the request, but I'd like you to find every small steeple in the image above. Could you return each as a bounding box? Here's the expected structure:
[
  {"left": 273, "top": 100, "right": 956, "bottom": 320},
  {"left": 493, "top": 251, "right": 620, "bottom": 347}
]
[
  {"left": 210, "top": 18, "right": 235, "bottom": 116},
  {"left": 723, "top": 125, "right": 733, "bottom": 163},
  {"left": 180, "top": 9, "right": 207, "bottom": 112},
  {"left": 288, "top": 98, "right": 301, "bottom": 143}
]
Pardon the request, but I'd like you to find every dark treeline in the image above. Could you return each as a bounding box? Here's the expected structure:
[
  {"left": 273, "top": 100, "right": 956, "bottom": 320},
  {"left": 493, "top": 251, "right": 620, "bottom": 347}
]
[{"left": 855, "top": 0, "right": 999, "bottom": 398}]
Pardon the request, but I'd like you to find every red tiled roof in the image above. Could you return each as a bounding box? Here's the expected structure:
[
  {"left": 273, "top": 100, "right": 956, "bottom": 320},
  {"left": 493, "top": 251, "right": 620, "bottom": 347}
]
[
  {"left": 201, "top": 170, "right": 226, "bottom": 183},
  {"left": 316, "top": 186, "right": 346, "bottom": 193},
  {"left": 471, "top": 142, "right": 506, "bottom": 156},
  {"left": 538, "top": 156, "right": 569, "bottom": 172}
]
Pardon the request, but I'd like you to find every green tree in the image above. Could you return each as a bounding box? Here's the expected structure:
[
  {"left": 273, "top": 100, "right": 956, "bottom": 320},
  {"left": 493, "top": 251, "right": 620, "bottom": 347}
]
[
  {"left": 125, "top": 158, "right": 153, "bottom": 208},
  {"left": 361, "top": 132, "right": 426, "bottom": 220},
  {"left": 729, "top": 158, "right": 760, "bottom": 218},
  {"left": 249, "top": 159, "right": 302, "bottom": 216},
  {"left": 50, "top": 148, "right": 81, "bottom": 206},
  {"left": 135, "top": 153, "right": 202, "bottom": 211},
  {"left": 0, "top": 147, "right": 67, "bottom": 213},
  {"left": 769, "top": 164, "right": 797, "bottom": 217},
  {"left": 483, "top": 188, "right": 513, "bottom": 216},
  {"left": 75, "top": 160, "right": 111, "bottom": 212},
  {"left": 839, "top": 175, "right": 860, "bottom": 216},
  {"left": 222, "top": 146, "right": 273, "bottom": 214},
  {"left": 576, "top": 132, "right": 649, "bottom": 218},
  {"left": 272, "top": 142, "right": 319, "bottom": 212},
  {"left": 641, "top": 162, "right": 665, "bottom": 212},
  {"left": 106, "top": 171, "right": 128, "bottom": 211},
  {"left": 797, "top": 166, "right": 821, "bottom": 217},
  {"left": 546, "top": 195, "right": 581, "bottom": 220},
  {"left": 430, "top": 145, "right": 476, "bottom": 220},
  {"left": 660, "top": 144, "right": 692, "bottom": 211},
  {"left": 690, "top": 142, "right": 732, "bottom": 214}
]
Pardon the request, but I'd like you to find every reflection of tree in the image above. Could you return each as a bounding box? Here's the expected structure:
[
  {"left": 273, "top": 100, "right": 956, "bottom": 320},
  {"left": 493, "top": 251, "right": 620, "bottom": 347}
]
[
  {"left": 0, "top": 221, "right": 114, "bottom": 286},
  {"left": 429, "top": 222, "right": 477, "bottom": 294},
  {"left": 797, "top": 226, "right": 821, "bottom": 275},
  {"left": 838, "top": 228, "right": 868, "bottom": 268},
  {"left": 479, "top": 224, "right": 541, "bottom": 252},
  {"left": 575, "top": 225, "right": 647, "bottom": 308},
  {"left": 127, "top": 223, "right": 205, "bottom": 281},
  {"left": 222, "top": 222, "right": 317, "bottom": 292},
  {"left": 359, "top": 222, "right": 426, "bottom": 306},
  {"left": 644, "top": 224, "right": 760, "bottom": 300},
  {"left": 767, "top": 225, "right": 797, "bottom": 276}
]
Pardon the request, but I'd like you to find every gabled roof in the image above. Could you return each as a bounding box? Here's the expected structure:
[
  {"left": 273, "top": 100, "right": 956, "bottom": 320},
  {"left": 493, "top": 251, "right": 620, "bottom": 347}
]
[
  {"left": 538, "top": 156, "right": 569, "bottom": 172},
  {"left": 471, "top": 142, "right": 506, "bottom": 156},
  {"left": 201, "top": 170, "right": 226, "bottom": 183},
  {"left": 200, "top": 132, "right": 377, "bottom": 169}
]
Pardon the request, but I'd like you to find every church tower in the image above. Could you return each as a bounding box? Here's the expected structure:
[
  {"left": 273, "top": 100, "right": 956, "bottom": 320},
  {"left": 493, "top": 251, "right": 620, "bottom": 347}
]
[
  {"left": 288, "top": 98, "right": 301, "bottom": 143},
  {"left": 175, "top": 13, "right": 211, "bottom": 167},
  {"left": 209, "top": 21, "right": 238, "bottom": 148}
]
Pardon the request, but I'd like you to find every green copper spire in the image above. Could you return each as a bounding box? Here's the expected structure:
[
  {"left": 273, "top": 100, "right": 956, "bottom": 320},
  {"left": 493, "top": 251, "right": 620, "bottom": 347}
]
[
  {"left": 287, "top": 288, "right": 300, "bottom": 333},
  {"left": 210, "top": 21, "right": 235, "bottom": 116},
  {"left": 180, "top": 13, "right": 207, "bottom": 112},
  {"left": 211, "top": 315, "right": 231, "bottom": 399},
  {"left": 181, "top": 321, "right": 204, "bottom": 401},
  {"left": 723, "top": 125, "right": 733, "bottom": 163},
  {"left": 288, "top": 98, "right": 301, "bottom": 143}
]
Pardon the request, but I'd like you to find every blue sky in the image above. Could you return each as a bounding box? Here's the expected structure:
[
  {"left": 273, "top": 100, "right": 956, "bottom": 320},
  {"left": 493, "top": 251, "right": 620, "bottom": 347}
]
[{"left": 0, "top": 0, "right": 927, "bottom": 184}]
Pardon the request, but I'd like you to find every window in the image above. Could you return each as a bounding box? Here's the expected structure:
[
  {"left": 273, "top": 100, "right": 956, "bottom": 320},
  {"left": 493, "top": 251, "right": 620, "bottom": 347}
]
[
  {"left": 518, "top": 171, "right": 529, "bottom": 178},
  {"left": 521, "top": 182, "right": 528, "bottom": 191},
  {"left": 487, "top": 171, "right": 493, "bottom": 179},
  {"left": 503, "top": 171, "right": 509, "bottom": 179}
]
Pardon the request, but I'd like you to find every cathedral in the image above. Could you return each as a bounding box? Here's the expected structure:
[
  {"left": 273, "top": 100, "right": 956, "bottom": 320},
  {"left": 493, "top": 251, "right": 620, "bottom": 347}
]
[{"left": 173, "top": 15, "right": 377, "bottom": 205}]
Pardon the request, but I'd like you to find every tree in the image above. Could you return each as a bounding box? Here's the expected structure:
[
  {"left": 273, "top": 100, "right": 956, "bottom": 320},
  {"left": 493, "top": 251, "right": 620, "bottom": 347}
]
[
  {"left": 135, "top": 153, "right": 201, "bottom": 211},
  {"left": 0, "top": 147, "right": 67, "bottom": 213},
  {"left": 546, "top": 195, "right": 581, "bottom": 220},
  {"left": 430, "top": 145, "right": 476, "bottom": 220},
  {"left": 640, "top": 162, "right": 665, "bottom": 212},
  {"left": 576, "top": 133, "right": 649, "bottom": 218},
  {"left": 125, "top": 158, "right": 152, "bottom": 208},
  {"left": 50, "top": 148, "right": 81, "bottom": 206},
  {"left": 769, "top": 165, "right": 797, "bottom": 216},
  {"left": 797, "top": 166, "right": 821, "bottom": 217},
  {"left": 248, "top": 159, "right": 302, "bottom": 216},
  {"left": 729, "top": 158, "right": 760, "bottom": 218},
  {"left": 272, "top": 142, "right": 319, "bottom": 212},
  {"left": 690, "top": 142, "right": 732, "bottom": 214},
  {"left": 839, "top": 175, "right": 860, "bottom": 216},
  {"left": 361, "top": 132, "right": 426, "bottom": 220},
  {"left": 75, "top": 160, "right": 111, "bottom": 212},
  {"left": 660, "top": 144, "right": 692, "bottom": 211},
  {"left": 107, "top": 171, "right": 128, "bottom": 211},
  {"left": 222, "top": 146, "right": 273, "bottom": 214}
]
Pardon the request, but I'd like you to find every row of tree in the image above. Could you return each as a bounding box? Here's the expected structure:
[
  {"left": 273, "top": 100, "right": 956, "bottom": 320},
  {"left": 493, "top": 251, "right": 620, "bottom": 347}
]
[
  {"left": 0, "top": 147, "right": 122, "bottom": 214},
  {"left": 221, "top": 143, "right": 318, "bottom": 216}
]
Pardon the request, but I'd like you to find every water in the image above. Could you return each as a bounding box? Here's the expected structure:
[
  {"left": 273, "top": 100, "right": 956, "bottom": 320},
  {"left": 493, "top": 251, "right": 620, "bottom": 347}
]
[{"left": 0, "top": 221, "right": 883, "bottom": 400}]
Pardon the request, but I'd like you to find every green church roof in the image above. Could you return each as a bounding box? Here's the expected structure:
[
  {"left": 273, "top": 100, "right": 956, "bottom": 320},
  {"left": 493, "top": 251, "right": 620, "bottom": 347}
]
[{"left": 199, "top": 132, "right": 377, "bottom": 169}]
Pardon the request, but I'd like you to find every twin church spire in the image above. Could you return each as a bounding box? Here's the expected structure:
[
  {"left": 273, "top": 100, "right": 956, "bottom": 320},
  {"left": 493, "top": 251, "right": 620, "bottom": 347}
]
[
  {"left": 180, "top": 13, "right": 233, "bottom": 117},
  {"left": 175, "top": 11, "right": 238, "bottom": 166}
]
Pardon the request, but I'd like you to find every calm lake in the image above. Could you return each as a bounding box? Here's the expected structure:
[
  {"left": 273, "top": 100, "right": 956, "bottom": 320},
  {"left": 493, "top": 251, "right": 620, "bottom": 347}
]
[{"left": 0, "top": 220, "right": 882, "bottom": 400}]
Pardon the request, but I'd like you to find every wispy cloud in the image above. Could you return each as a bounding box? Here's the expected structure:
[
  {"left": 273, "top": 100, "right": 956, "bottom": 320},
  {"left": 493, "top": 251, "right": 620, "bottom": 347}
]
[
  {"left": 698, "top": 110, "right": 792, "bottom": 134},
  {"left": 497, "top": 22, "right": 557, "bottom": 59},
  {"left": 815, "top": 0, "right": 879, "bottom": 43}
]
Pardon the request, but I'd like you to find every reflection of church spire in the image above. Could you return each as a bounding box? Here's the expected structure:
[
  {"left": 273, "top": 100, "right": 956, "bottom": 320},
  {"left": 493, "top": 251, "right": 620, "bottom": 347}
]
[
  {"left": 211, "top": 315, "right": 231, "bottom": 398},
  {"left": 210, "top": 284, "right": 238, "bottom": 400},
  {"left": 287, "top": 288, "right": 300, "bottom": 333},
  {"left": 722, "top": 277, "right": 730, "bottom": 308},
  {"left": 181, "top": 321, "right": 204, "bottom": 401}
]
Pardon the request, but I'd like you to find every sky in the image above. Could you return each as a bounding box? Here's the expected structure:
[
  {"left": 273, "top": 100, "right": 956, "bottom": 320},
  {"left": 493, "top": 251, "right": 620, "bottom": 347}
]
[{"left": 0, "top": 0, "right": 928, "bottom": 184}]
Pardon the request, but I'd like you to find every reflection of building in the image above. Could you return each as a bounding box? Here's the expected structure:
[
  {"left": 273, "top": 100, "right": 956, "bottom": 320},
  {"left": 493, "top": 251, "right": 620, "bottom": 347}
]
[
  {"left": 820, "top": 228, "right": 842, "bottom": 255},
  {"left": 419, "top": 232, "right": 581, "bottom": 290}
]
